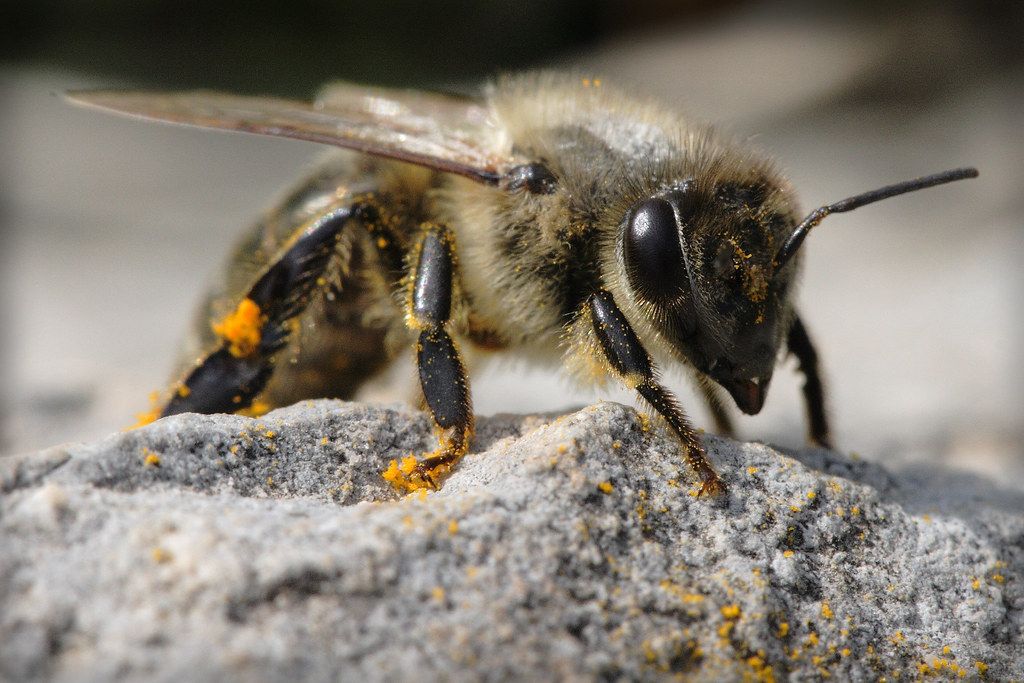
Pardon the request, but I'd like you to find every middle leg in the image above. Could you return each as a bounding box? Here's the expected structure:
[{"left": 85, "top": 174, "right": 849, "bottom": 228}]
[{"left": 383, "top": 223, "right": 474, "bottom": 492}]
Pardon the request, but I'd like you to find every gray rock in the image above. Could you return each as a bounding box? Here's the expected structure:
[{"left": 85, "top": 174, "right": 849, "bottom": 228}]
[{"left": 1, "top": 400, "right": 1021, "bottom": 681}]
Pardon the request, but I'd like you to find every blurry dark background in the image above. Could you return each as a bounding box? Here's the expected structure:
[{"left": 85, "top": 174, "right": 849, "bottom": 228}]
[
  {"left": 2, "top": 0, "right": 1022, "bottom": 484},
  {"left": 4, "top": 1, "right": 1020, "bottom": 94},
  {"left": 1, "top": 0, "right": 741, "bottom": 94}
]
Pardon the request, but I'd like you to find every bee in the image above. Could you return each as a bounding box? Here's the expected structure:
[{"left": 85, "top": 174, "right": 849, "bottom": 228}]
[{"left": 68, "top": 73, "right": 977, "bottom": 495}]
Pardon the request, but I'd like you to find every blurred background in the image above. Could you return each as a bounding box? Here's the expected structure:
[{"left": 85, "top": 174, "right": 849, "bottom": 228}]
[{"left": 2, "top": 0, "right": 1022, "bottom": 484}]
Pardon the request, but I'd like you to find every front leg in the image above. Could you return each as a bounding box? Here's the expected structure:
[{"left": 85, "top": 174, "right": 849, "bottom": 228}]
[
  {"left": 787, "top": 314, "right": 832, "bottom": 448},
  {"left": 383, "top": 224, "right": 473, "bottom": 493},
  {"left": 589, "top": 290, "right": 725, "bottom": 495}
]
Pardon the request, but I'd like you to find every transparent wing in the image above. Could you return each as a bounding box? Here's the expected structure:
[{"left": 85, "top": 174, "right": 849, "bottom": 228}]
[{"left": 67, "top": 86, "right": 513, "bottom": 184}]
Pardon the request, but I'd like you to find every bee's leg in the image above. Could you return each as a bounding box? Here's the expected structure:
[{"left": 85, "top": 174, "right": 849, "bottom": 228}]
[
  {"left": 589, "top": 290, "right": 726, "bottom": 495},
  {"left": 787, "top": 314, "right": 832, "bottom": 448},
  {"left": 158, "top": 204, "right": 365, "bottom": 418},
  {"left": 697, "top": 380, "right": 736, "bottom": 438},
  {"left": 382, "top": 224, "right": 473, "bottom": 493}
]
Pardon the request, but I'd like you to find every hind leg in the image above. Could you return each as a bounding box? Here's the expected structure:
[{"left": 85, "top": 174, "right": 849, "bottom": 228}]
[{"left": 152, "top": 194, "right": 393, "bottom": 420}]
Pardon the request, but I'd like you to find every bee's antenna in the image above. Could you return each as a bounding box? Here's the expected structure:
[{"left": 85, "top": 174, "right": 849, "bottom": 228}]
[{"left": 774, "top": 167, "right": 979, "bottom": 268}]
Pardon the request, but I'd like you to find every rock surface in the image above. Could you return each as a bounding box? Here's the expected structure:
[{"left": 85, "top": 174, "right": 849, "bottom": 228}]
[{"left": 1, "top": 400, "right": 1021, "bottom": 681}]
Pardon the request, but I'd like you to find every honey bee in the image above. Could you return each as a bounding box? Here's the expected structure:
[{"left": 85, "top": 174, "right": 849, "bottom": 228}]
[{"left": 68, "top": 73, "right": 977, "bottom": 495}]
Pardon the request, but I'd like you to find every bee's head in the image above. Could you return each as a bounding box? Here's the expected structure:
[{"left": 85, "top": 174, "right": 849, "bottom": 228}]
[
  {"left": 618, "top": 178, "right": 798, "bottom": 414},
  {"left": 617, "top": 165, "right": 978, "bottom": 414}
]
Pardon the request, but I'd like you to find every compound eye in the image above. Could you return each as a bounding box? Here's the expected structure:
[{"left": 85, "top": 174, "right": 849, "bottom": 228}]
[{"left": 624, "top": 197, "right": 686, "bottom": 300}]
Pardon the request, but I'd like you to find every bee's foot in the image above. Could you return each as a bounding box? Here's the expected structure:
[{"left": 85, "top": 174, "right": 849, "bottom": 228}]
[
  {"left": 697, "top": 472, "right": 727, "bottom": 497},
  {"left": 381, "top": 454, "right": 452, "bottom": 494}
]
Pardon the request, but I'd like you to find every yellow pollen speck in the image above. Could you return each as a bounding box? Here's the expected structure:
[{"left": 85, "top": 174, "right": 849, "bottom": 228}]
[
  {"left": 821, "top": 601, "right": 834, "bottom": 620},
  {"left": 598, "top": 481, "right": 613, "bottom": 494},
  {"left": 992, "top": 573, "right": 1005, "bottom": 583},
  {"left": 721, "top": 604, "right": 741, "bottom": 619},
  {"left": 943, "top": 645, "right": 952, "bottom": 655},
  {"left": 131, "top": 409, "right": 159, "bottom": 429},
  {"left": 972, "top": 577, "right": 981, "bottom": 590},
  {"left": 718, "top": 622, "right": 734, "bottom": 638},
  {"left": 431, "top": 586, "right": 445, "bottom": 602},
  {"left": 128, "top": 390, "right": 161, "bottom": 429},
  {"left": 841, "top": 647, "right": 851, "bottom": 657},
  {"left": 806, "top": 632, "right": 819, "bottom": 646},
  {"left": 790, "top": 505, "right": 801, "bottom": 513},
  {"left": 556, "top": 443, "right": 568, "bottom": 454},
  {"left": 237, "top": 400, "right": 270, "bottom": 417},
  {"left": 612, "top": 440, "right": 622, "bottom": 450},
  {"left": 448, "top": 520, "right": 459, "bottom": 534},
  {"left": 975, "top": 661, "right": 988, "bottom": 674},
  {"left": 142, "top": 448, "right": 161, "bottom": 467},
  {"left": 264, "top": 430, "right": 276, "bottom": 438},
  {"left": 151, "top": 547, "right": 172, "bottom": 563},
  {"left": 266, "top": 476, "right": 273, "bottom": 487},
  {"left": 777, "top": 622, "right": 789, "bottom": 637},
  {"left": 176, "top": 384, "right": 190, "bottom": 398},
  {"left": 783, "top": 550, "right": 794, "bottom": 558},
  {"left": 851, "top": 506, "right": 861, "bottom": 516},
  {"left": 806, "top": 491, "right": 817, "bottom": 500},
  {"left": 890, "top": 631, "right": 904, "bottom": 645},
  {"left": 212, "top": 298, "right": 264, "bottom": 357},
  {"left": 747, "top": 466, "right": 758, "bottom": 475},
  {"left": 320, "top": 437, "right": 328, "bottom": 445},
  {"left": 376, "top": 236, "right": 389, "bottom": 249}
]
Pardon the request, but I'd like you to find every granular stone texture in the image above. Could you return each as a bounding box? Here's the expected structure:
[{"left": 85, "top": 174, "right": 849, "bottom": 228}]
[{"left": 1, "top": 400, "right": 1021, "bottom": 681}]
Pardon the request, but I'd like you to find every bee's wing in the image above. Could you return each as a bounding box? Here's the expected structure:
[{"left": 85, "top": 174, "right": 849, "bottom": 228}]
[
  {"left": 315, "top": 81, "right": 485, "bottom": 125},
  {"left": 67, "top": 87, "right": 513, "bottom": 184}
]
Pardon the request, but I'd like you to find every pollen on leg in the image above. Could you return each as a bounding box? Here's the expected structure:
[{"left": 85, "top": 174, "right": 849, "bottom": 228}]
[
  {"left": 382, "top": 435, "right": 467, "bottom": 494},
  {"left": 212, "top": 298, "right": 264, "bottom": 357},
  {"left": 383, "top": 455, "right": 434, "bottom": 493},
  {"left": 126, "top": 390, "right": 161, "bottom": 430},
  {"left": 237, "top": 399, "right": 271, "bottom": 418}
]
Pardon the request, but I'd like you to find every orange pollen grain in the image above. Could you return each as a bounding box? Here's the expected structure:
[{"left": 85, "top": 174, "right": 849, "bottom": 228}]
[{"left": 212, "top": 298, "right": 264, "bottom": 357}]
